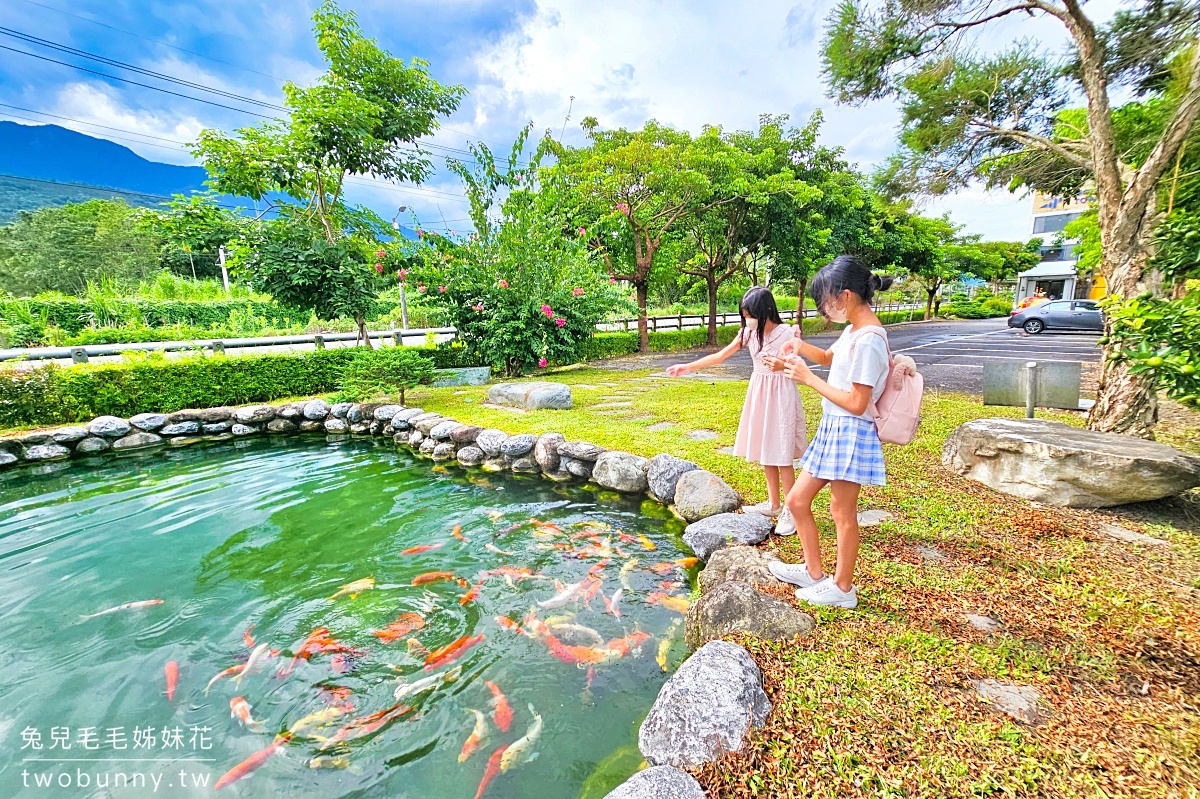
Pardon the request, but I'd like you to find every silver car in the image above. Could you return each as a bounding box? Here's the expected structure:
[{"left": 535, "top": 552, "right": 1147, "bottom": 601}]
[{"left": 1009, "top": 299, "right": 1105, "bottom": 334}]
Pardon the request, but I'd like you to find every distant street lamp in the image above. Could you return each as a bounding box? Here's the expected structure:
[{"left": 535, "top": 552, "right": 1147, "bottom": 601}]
[{"left": 392, "top": 206, "right": 410, "bottom": 331}]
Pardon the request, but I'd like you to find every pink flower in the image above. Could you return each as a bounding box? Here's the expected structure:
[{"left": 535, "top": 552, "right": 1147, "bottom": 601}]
[
  {"left": 538, "top": 357, "right": 548, "bottom": 368},
  {"left": 375, "top": 249, "right": 386, "bottom": 259},
  {"left": 616, "top": 202, "right": 629, "bottom": 215},
  {"left": 417, "top": 228, "right": 424, "bottom": 237},
  {"left": 555, "top": 317, "right": 566, "bottom": 327},
  {"left": 374, "top": 262, "right": 384, "bottom": 274},
  {"left": 577, "top": 227, "right": 586, "bottom": 236},
  {"left": 472, "top": 303, "right": 484, "bottom": 311},
  {"left": 417, "top": 284, "right": 427, "bottom": 294},
  {"left": 438, "top": 286, "right": 447, "bottom": 293},
  {"left": 572, "top": 287, "right": 585, "bottom": 297},
  {"left": 541, "top": 305, "right": 554, "bottom": 318},
  {"left": 609, "top": 278, "right": 618, "bottom": 284},
  {"left": 498, "top": 279, "right": 509, "bottom": 289}
]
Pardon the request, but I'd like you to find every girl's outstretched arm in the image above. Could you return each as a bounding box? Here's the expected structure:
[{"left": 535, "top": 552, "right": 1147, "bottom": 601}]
[
  {"left": 777, "top": 337, "right": 833, "bottom": 368},
  {"left": 783, "top": 356, "right": 874, "bottom": 416},
  {"left": 666, "top": 336, "right": 742, "bottom": 377}
]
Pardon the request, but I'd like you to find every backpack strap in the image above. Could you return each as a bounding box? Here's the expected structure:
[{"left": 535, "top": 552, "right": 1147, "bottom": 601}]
[{"left": 847, "top": 325, "right": 891, "bottom": 420}]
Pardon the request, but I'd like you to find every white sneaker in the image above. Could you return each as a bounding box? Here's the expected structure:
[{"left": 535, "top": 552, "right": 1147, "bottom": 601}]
[
  {"left": 745, "top": 501, "right": 781, "bottom": 518},
  {"left": 774, "top": 511, "right": 796, "bottom": 536},
  {"left": 795, "top": 578, "right": 858, "bottom": 609},
  {"left": 767, "top": 560, "right": 823, "bottom": 588}
]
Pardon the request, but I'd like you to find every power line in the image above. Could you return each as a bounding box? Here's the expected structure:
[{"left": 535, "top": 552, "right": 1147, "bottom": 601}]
[{"left": 0, "top": 172, "right": 242, "bottom": 209}]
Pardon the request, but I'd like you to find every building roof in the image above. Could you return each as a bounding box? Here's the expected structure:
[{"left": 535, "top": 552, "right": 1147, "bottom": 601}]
[{"left": 1018, "top": 261, "right": 1079, "bottom": 279}]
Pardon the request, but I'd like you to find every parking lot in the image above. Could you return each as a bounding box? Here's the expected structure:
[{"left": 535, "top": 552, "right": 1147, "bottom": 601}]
[{"left": 603, "top": 317, "right": 1103, "bottom": 396}]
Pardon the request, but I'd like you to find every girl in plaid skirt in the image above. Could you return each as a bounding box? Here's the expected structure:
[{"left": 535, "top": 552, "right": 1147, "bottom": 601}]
[{"left": 765, "top": 255, "right": 893, "bottom": 609}]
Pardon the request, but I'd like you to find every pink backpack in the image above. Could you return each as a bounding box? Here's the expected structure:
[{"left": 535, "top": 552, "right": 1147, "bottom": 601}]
[{"left": 851, "top": 327, "right": 924, "bottom": 445}]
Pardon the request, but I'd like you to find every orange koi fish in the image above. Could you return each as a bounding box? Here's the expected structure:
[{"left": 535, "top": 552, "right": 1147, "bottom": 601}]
[
  {"left": 412, "top": 571, "right": 456, "bottom": 586},
  {"left": 164, "top": 660, "right": 179, "bottom": 701},
  {"left": 80, "top": 599, "right": 163, "bottom": 620},
  {"left": 459, "top": 580, "right": 485, "bottom": 606},
  {"left": 327, "top": 577, "right": 374, "bottom": 601},
  {"left": 530, "top": 518, "right": 562, "bottom": 534},
  {"left": 204, "top": 664, "right": 245, "bottom": 694},
  {"left": 452, "top": 525, "right": 467, "bottom": 541},
  {"left": 587, "top": 559, "right": 609, "bottom": 579},
  {"left": 458, "top": 708, "right": 488, "bottom": 763},
  {"left": 637, "top": 533, "right": 657, "bottom": 551},
  {"left": 676, "top": 557, "right": 701, "bottom": 568},
  {"left": 580, "top": 577, "right": 604, "bottom": 605},
  {"left": 372, "top": 612, "right": 426, "bottom": 643},
  {"left": 214, "top": 734, "right": 289, "bottom": 790},
  {"left": 485, "top": 681, "right": 513, "bottom": 732},
  {"left": 474, "top": 744, "right": 509, "bottom": 799},
  {"left": 401, "top": 543, "right": 444, "bottom": 556},
  {"left": 659, "top": 581, "right": 679, "bottom": 592},
  {"left": 647, "top": 593, "right": 691, "bottom": 613},
  {"left": 284, "top": 628, "right": 361, "bottom": 674},
  {"left": 494, "top": 616, "right": 530, "bottom": 638},
  {"left": 616, "top": 532, "right": 639, "bottom": 544},
  {"left": 319, "top": 685, "right": 354, "bottom": 707},
  {"left": 243, "top": 625, "right": 257, "bottom": 648},
  {"left": 424, "top": 633, "right": 485, "bottom": 671},
  {"left": 649, "top": 562, "right": 675, "bottom": 575},
  {"left": 230, "top": 697, "right": 267, "bottom": 732},
  {"left": 318, "top": 703, "right": 412, "bottom": 749}
]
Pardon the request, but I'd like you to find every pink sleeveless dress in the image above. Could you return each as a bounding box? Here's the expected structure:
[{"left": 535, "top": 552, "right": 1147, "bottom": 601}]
[{"left": 733, "top": 324, "right": 807, "bottom": 466}]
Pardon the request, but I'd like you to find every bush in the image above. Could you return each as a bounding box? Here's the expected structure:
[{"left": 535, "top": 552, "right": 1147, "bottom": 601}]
[
  {"left": 337, "top": 347, "right": 434, "bottom": 404},
  {"left": 1103, "top": 291, "right": 1200, "bottom": 407}
]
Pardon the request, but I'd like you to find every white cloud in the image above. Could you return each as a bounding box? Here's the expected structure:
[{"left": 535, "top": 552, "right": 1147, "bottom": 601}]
[{"left": 922, "top": 187, "right": 1036, "bottom": 243}]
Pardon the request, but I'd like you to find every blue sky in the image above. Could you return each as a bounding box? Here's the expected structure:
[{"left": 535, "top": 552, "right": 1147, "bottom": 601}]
[{"left": 0, "top": 0, "right": 1124, "bottom": 240}]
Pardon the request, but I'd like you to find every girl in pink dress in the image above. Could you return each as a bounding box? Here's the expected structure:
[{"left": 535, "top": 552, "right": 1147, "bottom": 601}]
[{"left": 666, "top": 287, "right": 806, "bottom": 530}]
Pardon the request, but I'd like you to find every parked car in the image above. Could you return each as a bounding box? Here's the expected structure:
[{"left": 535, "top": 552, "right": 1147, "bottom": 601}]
[{"left": 1009, "top": 299, "right": 1104, "bottom": 334}]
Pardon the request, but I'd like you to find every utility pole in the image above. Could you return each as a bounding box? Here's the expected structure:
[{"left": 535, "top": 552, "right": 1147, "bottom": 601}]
[
  {"left": 392, "top": 207, "right": 410, "bottom": 330},
  {"left": 218, "top": 245, "right": 231, "bottom": 297}
]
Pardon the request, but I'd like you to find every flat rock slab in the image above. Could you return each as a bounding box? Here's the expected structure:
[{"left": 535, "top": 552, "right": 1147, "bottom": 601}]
[
  {"left": 683, "top": 512, "right": 773, "bottom": 561},
  {"left": 592, "top": 451, "right": 649, "bottom": 493},
  {"left": 698, "top": 545, "right": 781, "bottom": 593},
  {"left": 603, "top": 766, "right": 704, "bottom": 799},
  {"left": 674, "top": 471, "right": 742, "bottom": 524},
  {"left": 639, "top": 640, "right": 771, "bottom": 768},
  {"left": 645, "top": 422, "right": 676, "bottom": 432},
  {"left": 966, "top": 613, "right": 1001, "bottom": 634},
  {"left": 717, "top": 446, "right": 737, "bottom": 456},
  {"left": 686, "top": 580, "right": 814, "bottom": 648},
  {"left": 857, "top": 509, "right": 892, "bottom": 527},
  {"left": 916, "top": 545, "right": 947, "bottom": 563},
  {"left": 973, "top": 679, "right": 1047, "bottom": 724},
  {"left": 943, "top": 417, "right": 1200, "bottom": 508},
  {"left": 1096, "top": 522, "right": 1167, "bottom": 546},
  {"left": 593, "top": 401, "right": 633, "bottom": 408},
  {"left": 487, "top": 381, "right": 573, "bottom": 410},
  {"left": 686, "top": 430, "right": 719, "bottom": 441}
]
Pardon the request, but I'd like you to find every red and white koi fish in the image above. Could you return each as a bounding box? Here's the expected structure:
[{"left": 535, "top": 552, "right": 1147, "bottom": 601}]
[
  {"left": 230, "top": 697, "right": 266, "bottom": 733},
  {"left": 485, "top": 543, "right": 514, "bottom": 556},
  {"left": 328, "top": 577, "right": 374, "bottom": 601},
  {"left": 412, "top": 571, "right": 456, "bottom": 586},
  {"left": 500, "top": 703, "right": 542, "bottom": 772},
  {"left": 547, "top": 621, "right": 604, "bottom": 647},
  {"left": 424, "top": 634, "right": 484, "bottom": 671},
  {"left": 452, "top": 525, "right": 467, "bottom": 541},
  {"left": 318, "top": 703, "right": 412, "bottom": 750},
  {"left": 213, "top": 734, "right": 289, "bottom": 790},
  {"left": 204, "top": 664, "right": 245, "bottom": 694},
  {"left": 243, "top": 625, "right": 256, "bottom": 648},
  {"left": 80, "top": 599, "right": 163, "bottom": 620},
  {"left": 474, "top": 744, "right": 509, "bottom": 799},
  {"left": 164, "top": 661, "right": 179, "bottom": 701},
  {"left": 601, "top": 588, "right": 624, "bottom": 619},
  {"left": 400, "top": 543, "right": 443, "bottom": 556},
  {"left": 459, "top": 580, "right": 485, "bottom": 606},
  {"left": 647, "top": 593, "right": 691, "bottom": 613},
  {"left": 458, "top": 708, "right": 488, "bottom": 763},
  {"left": 372, "top": 612, "right": 425, "bottom": 643},
  {"left": 485, "top": 681, "right": 512, "bottom": 732},
  {"left": 494, "top": 616, "right": 530, "bottom": 638}
]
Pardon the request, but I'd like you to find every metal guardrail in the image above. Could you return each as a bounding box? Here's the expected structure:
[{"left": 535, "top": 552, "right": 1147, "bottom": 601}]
[{"left": 0, "top": 302, "right": 926, "bottom": 364}]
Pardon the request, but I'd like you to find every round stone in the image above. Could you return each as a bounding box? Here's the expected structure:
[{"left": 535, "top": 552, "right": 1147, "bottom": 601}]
[
  {"left": 159, "top": 421, "right": 202, "bottom": 436},
  {"left": 74, "top": 436, "right": 110, "bottom": 454},
  {"left": 456, "top": 446, "right": 486, "bottom": 466},
  {"left": 475, "top": 429, "right": 508, "bottom": 457},
  {"left": 303, "top": 399, "right": 331, "bottom": 420},
  {"left": 0, "top": 451, "right": 18, "bottom": 469},
  {"left": 325, "top": 418, "right": 348, "bottom": 433},
  {"left": 267, "top": 419, "right": 297, "bottom": 433},
  {"left": 501, "top": 434, "right": 537, "bottom": 459},
  {"left": 24, "top": 444, "right": 72, "bottom": 461},
  {"left": 110, "top": 433, "right": 164, "bottom": 452},
  {"left": 129, "top": 413, "right": 169, "bottom": 432},
  {"left": 432, "top": 442, "right": 456, "bottom": 461},
  {"left": 87, "top": 416, "right": 131, "bottom": 439},
  {"left": 373, "top": 404, "right": 403, "bottom": 421},
  {"left": 51, "top": 426, "right": 89, "bottom": 445},
  {"left": 234, "top": 405, "right": 276, "bottom": 424},
  {"left": 330, "top": 402, "right": 353, "bottom": 419},
  {"left": 231, "top": 424, "right": 259, "bottom": 436}
]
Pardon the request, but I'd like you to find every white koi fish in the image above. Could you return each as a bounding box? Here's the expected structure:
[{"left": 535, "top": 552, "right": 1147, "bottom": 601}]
[
  {"left": 393, "top": 665, "right": 462, "bottom": 701},
  {"left": 500, "top": 704, "right": 542, "bottom": 771},
  {"left": 235, "top": 643, "right": 271, "bottom": 686},
  {"left": 536, "top": 580, "right": 584, "bottom": 609},
  {"left": 619, "top": 559, "right": 639, "bottom": 591},
  {"left": 80, "top": 599, "right": 164, "bottom": 620}
]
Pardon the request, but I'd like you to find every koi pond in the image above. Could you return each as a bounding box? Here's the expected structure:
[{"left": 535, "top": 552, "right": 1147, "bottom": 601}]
[{"left": 0, "top": 437, "right": 696, "bottom": 798}]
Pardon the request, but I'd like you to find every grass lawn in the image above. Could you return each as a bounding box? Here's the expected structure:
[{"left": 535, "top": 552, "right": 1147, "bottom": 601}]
[{"left": 409, "top": 368, "right": 1200, "bottom": 799}]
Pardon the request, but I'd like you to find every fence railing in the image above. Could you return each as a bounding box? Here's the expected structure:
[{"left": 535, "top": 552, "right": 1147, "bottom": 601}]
[{"left": 0, "top": 302, "right": 926, "bottom": 364}]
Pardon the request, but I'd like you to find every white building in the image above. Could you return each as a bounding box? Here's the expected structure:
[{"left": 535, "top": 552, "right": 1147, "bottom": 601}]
[{"left": 1014, "top": 190, "right": 1098, "bottom": 306}]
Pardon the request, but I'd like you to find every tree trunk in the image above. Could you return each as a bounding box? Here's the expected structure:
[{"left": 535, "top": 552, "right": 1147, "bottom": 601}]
[
  {"left": 706, "top": 275, "right": 719, "bottom": 346},
  {"left": 636, "top": 282, "right": 649, "bottom": 353},
  {"left": 356, "top": 315, "right": 374, "bottom": 349},
  {"left": 933, "top": 292, "right": 943, "bottom": 317},
  {"left": 797, "top": 277, "right": 808, "bottom": 321},
  {"left": 923, "top": 289, "right": 935, "bottom": 321}
]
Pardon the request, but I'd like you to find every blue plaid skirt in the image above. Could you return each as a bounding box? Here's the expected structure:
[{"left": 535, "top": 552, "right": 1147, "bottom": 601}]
[{"left": 799, "top": 414, "right": 887, "bottom": 486}]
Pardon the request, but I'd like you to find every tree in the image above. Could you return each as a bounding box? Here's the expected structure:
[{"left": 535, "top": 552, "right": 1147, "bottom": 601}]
[
  {"left": 549, "top": 119, "right": 727, "bottom": 352},
  {"left": 191, "top": 0, "right": 463, "bottom": 345},
  {"left": 0, "top": 199, "right": 159, "bottom": 296},
  {"left": 682, "top": 121, "right": 817, "bottom": 343},
  {"left": 823, "top": 0, "right": 1200, "bottom": 437},
  {"left": 136, "top": 192, "right": 244, "bottom": 281},
  {"left": 872, "top": 202, "right": 959, "bottom": 318}
]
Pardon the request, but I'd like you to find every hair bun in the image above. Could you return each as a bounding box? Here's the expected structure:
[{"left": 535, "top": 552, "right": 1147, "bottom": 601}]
[{"left": 872, "top": 274, "right": 895, "bottom": 292}]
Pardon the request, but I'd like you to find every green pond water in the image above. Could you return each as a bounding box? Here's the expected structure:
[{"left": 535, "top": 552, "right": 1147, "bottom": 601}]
[{"left": 0, "top": 437, "right": 696, "bottom": 798}]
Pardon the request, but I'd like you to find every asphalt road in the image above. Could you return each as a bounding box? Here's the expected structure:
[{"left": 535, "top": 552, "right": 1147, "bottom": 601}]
[{"left": 595, "top": 318, "right": 1103, "bottom": 395}]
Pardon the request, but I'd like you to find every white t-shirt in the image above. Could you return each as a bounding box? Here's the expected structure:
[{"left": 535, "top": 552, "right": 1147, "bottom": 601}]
[{"left": 823, "top": 325, "right": 890, "bottom": 420}]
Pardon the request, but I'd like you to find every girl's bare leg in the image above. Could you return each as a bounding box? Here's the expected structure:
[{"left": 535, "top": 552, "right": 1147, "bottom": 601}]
[
  {"left": 780, "top": 464, "right": 796, "bottom": 498},
  {"left": 763, "top": 465, "right": 782, "bottom": 511},
  {"left": 784, "top": 470, "right": 828, "bottom": 580},
  {"left": 829, "top": 480, "right": 862, "bottom": 592}
]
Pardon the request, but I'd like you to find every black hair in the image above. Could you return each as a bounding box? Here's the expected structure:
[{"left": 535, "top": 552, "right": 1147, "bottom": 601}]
[
  {"left": 808, "top": 254, "right": 894, "bottom": 318},
  {"left": 739, "top": 286, "right": 783, "bottom": 346}
]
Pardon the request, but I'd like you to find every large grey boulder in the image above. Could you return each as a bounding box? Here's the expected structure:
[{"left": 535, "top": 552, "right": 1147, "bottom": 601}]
[
  {"left": 75, "top": 436, "right": 110, "bottom": 454},
  {"left": 195, "top": 407, "right": 234, "bottom": 423},
  {"left": 87, "top": 416, "right": 131, "bottom": 439},
  {"left": 534, "top": 432, "right": 564, "bottom": 472},
  {"left": 373, "top": 404, "right": 403, "bottom": 422},
  {"left": 603, "top": 766, "right": 704, "bottom": 799},
  {"left": 267, "top": 419, "right": 297, "bottom": 434},
  {"left": 501, "top": 433, "right": 537, "bottom": 459},
  {"left": 303, "top": 399, "right": 331, "bottom": 420},
  {"left": 276, "top": 404, "right": 302, "bottom": 420},
  {"left": 430, "top": 420, "right": 460, "bottom": 440},
  {"left": 561, "top": 456, "right": 593, "bottom": 479},
  {"left": 674, "top": 471, "right": 742, "bottom": 523},
  {"left": 330, "top": 402, "right": 353, "bottom": 419},
  {"left": 24, "top": 444, "right": 72, "bottom": 461},
  {"left": 234, "top": 405, "right": 276, "bottom": 424},
  {"left": 298, "top": 420, "right": 323, "bottom": 433},
  {"left": 639, "top": 640, "right": 771, "bottom": 768},
  {"left": 450, "top": 425, "right": 482, "bottom": 444},
  {"left": 686, "top": 580, "right": 814, "bottom": 648},
  {"left": 0, "top": 451, "right": 18, "bottom": 469},
  {"left": 456, "top": 446, "right": 486, "bottom": 467},
  {"left": 698, "top": 545, "right": 781, "bottom": 593},
  {"left": 682, "top": 513, "right": 773, "bottom": 562},
  {"left": 943, "top": 417, "right": 1200, "bottom": 508},
  {"left": 432, "top": 443, "right": 456, "bottom": 461},
  {"left": 129, "top": 413, "right": 168, "bottom": 432},
  {"left": 593, "top": 451, "right": 649, "bottom": 493},
  {"left": 231, "top": 423, "right": 260, "bottom": 436},
  {"left": 487, "top": 381, "right": 573, "bottom": 410},
  {"left": 414, "top": 414, "right": 446, "bottom": 435},
  {"left": 51, "top": 426, "right": 89, "bottom": 445},
  {"left": 324, "top": 418, "right": 348, "bottom": 433},
  {"left": 111, "top": 432, "right": 163, "bottom": 452},
  {"left": 559, "top": 441, "right": 605, "bottom": 462},
  {"left": 475, "top": 428, "right": 508, "bottom": 457},
  {"left": 647, "top": 454, "right": 701, "bottom": 504},
  {"left": 511, "top": 456, "right": 539, "bottom": 473},
  {"left": 159, "top": 421, "right": 201, "bottom": 436},
  {"left": 203, "top": 422, "right": 231, "bottom": 435}
]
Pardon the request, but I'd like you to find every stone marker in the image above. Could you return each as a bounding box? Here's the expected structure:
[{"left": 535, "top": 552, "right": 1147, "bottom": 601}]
[
  {"left": 639, "top": 640, "right": 771, "bottom": 768},
  {"left": 592, "top": 451, "right": 649, "bottom": 493},
  {"left": 487, "top": 381, "right": 573, "bottom": 410},
  {"left": 603, "top": 766, "right": 704, "bottom": 799},
  {"left": 682, "top": 512, "right": 774, "bottom": 562},
  {"left": 685, "top": 580, "right": 814, "bottom": 648},
  {"left": 674, "top": 471, "right": 742, "bottom": 524},
  {"left": 973, "top": 679, "right": 1047, "bottom": 724},
  {"left": 942, "top": 417, "right": 1200, "bottom": 507},
  {"left": 646, "top": 454, "right": 700, "bottom": 504}
]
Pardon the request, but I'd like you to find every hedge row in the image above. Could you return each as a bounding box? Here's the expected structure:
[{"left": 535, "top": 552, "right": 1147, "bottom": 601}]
[{"left": 0, "top": 297, "right": 403, "bottom": 335}]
